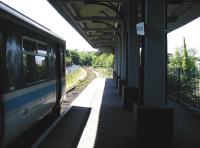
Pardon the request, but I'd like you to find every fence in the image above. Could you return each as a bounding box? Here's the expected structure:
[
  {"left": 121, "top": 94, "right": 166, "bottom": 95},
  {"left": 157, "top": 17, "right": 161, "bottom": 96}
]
[
  {"left": 66, "top": 65, "right": 79, "bottom": 75},
  {"left": 168, "top": 67, "right": 200, "bottom": 108}
]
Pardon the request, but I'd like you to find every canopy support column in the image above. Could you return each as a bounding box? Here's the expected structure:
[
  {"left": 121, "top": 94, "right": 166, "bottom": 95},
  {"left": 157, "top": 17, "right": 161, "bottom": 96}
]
[
  {"left": 134, "top": 0, "right": 174, "bottom": 147},
  {"left": 122, "top": 0, "right": 139, "bottom": 110}
]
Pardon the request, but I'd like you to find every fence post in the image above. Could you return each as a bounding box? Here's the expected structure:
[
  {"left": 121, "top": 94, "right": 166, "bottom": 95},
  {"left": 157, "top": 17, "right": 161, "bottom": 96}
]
[{"left": 177, "top": 67, "right": 180, "bottom": 102}]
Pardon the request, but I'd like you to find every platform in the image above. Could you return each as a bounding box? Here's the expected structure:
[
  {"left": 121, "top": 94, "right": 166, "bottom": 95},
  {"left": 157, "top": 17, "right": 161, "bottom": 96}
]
[
  {"left": 168, "top": 99, "right": 200, "bottom": 148},
  {"left": 35, "top": 78, "right": 134, "bottom": 148},
  {"left": 33, "top": 78, "right": 200, "bottom": 148}
]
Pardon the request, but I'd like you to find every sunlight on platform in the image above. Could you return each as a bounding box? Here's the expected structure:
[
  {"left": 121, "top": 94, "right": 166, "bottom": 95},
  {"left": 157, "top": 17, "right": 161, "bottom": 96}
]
[{"left": 71, "top": 78, "right": 106, "bottom": 147}]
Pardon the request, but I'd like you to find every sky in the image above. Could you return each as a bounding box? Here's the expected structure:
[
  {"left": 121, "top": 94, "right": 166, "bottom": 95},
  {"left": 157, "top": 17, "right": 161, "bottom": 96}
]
[
  {"left": 1, "top": 0, "right": 97, "bottom": 51},
  {"left": 167, "top": 17, "right": 200, "bottom": 54},
  {"left": 1, "top": 0, "right": 200, "bottom": 54}
]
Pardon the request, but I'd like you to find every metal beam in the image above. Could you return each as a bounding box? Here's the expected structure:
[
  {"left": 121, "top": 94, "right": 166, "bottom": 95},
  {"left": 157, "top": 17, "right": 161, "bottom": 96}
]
[
  {"left": 93, "top": 45, "right": 113, "bottom": 49},
  {"left": 91, "top": 39, "right": 114, "bottom": 42},
  {"left": 93, "top": 42, "right": 115, "bottom": 46},
  {"left": 92, "top": 42, "right": 114, "bottom": 45},
  {"left": 83, "top": 28, "right": 116, "bottom": 32},
  {"left": 88, "top": 34, "right": 114, "bottom": 38},
  {"left": 89, "top": 36, "right": 114, "bottom": 40},
  {"left": 74, "top": 16, "right": 120, "bottom": 22},
  {"left": 59, "top": 0, "right": 128, "bottom": 3},
  {"left": 93, "top": 44, "right": 115, "bottom": 47},
  {"left": 93, "top": 44, "right": 114, "bottom": 47}
]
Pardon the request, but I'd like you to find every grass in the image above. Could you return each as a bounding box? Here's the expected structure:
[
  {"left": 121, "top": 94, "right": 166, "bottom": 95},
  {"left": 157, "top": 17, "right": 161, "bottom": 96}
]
[
  {"left": 66, "top": 67, "right": 112, "bottom": 94},
  {"left": 95, "top": 68, "right": 113, "bottom": 78},
  {"left": 76, "top": 68, "right": 96, "bottom": 91},
  {"left": 66, "top": 68, "right": 83, "bottom": 90}
]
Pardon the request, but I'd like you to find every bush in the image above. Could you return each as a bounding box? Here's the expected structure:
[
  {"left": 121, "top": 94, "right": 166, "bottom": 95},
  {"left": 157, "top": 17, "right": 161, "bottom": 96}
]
[
  {"left": 168, "top": 38, "right": 199, "bottom": 98},
  {"left": 65, "top": 49, "right": 114, "bottom": 68}
]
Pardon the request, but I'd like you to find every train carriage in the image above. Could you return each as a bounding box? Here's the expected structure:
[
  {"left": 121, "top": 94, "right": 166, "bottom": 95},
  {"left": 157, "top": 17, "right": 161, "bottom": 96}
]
[{"left": 0, "top": 2, "right": 66, "bottom": 147}]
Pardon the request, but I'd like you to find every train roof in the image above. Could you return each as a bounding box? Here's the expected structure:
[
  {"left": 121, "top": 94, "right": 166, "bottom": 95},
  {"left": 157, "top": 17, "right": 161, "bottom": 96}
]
[{"left": 0, "top": 2, "right": 65, "bottom": 43}]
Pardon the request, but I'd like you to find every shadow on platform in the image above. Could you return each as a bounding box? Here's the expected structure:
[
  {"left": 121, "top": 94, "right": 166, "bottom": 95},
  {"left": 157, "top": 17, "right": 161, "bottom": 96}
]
[
  {"left": 39, "top": 106, "right": 91, "bottom": 148},
  {"left": 168, "top": 99, "right": 200, "bottom": 148},
  {"left": 93, "top": 79, "right": 134, "bottom": 148}
]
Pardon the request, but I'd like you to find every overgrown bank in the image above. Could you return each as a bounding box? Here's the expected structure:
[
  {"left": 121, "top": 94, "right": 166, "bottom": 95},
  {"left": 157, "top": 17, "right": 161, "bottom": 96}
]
[
  {"left": 66, "top": 68, "right": 86, "bottom": 91},
  {"left": 65, "top": 67, "right": 96, "bottom": 105},
  {"left": 94, "top": 68, "right": 113, "bottom": 78}
]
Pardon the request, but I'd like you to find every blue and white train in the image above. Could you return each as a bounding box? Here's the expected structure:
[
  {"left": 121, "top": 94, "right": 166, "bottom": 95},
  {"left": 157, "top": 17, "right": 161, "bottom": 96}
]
[{"left": 0, "top": 2, "right": 66, "bottom": 147}]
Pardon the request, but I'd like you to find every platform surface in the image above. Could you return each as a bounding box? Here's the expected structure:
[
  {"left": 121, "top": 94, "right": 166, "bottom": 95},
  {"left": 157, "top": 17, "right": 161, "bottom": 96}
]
[
  {"left": 36, "top": 78, "right": 200, "bottom": 148},
  {"left": 168, "top": 99, "right": 200, "bottom": 148},
  {"left": 37, "top": 78, "right": 134, "bottom": 148}
]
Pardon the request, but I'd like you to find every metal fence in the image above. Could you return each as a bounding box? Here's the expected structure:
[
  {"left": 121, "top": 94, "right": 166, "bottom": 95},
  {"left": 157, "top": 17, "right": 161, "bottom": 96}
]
[
  {"left": 168, "top": 68, "right": 200, "bottom": 108},
  {"left": 66, "top": 65, "right": 79, "bottom": 75}
]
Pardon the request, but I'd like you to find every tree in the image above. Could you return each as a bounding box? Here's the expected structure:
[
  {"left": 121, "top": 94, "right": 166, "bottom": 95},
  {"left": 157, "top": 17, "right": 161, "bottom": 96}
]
[
  {"left": 168, "top": 38, "right": 199, "bottom": 95},
  {"left": 65, "top": 49, "right": 114, "bottom": 68},
  {"left": 79, "top": 52, "right": 92, "bottom": 66},
  {"left": 92, "top": 53, "right": 114, "bottom": 68},
  {"left": 169, "top": 48, "right": 182, "bottom": 69},
  {"left": 169, "top": 38, "right": 198, "bottom": 73},
  {"left": 70, "top": 50, "right": 81, "bottom": 65},
  {"left": 182, "top": 37, "right": 189, "bottom": 72}
]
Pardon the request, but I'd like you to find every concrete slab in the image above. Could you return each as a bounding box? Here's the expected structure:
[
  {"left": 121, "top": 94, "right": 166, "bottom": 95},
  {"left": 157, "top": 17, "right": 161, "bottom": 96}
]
[
  {"left": 92, "top": 79, "right": 134, "bottom": 148},
  {"left": 34, "top": 78, "right": 134, "bottom": 148},
  {"left": 30, "top": 78, "right": 200, "bottom": 148},
  {"left": 168, "top": 99, "right": 200, "bottom": 148}
]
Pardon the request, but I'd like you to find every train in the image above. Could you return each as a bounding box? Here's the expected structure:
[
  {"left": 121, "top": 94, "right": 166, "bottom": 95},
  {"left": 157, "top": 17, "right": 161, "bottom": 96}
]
[{"left": 0, "top": 2, "right": 66, "bottom": 147}]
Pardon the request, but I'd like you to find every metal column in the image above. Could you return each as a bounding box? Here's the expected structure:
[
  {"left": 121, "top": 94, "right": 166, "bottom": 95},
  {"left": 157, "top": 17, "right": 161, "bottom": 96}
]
[
  {"left": 122, "top": 0, "right": 139, "bottom": 109},
  {"left": 135, "top": 0, "right": 174, "bottom": 147},
  {"left": 118, "top": 5, "right": 128, "bottom": 95}
]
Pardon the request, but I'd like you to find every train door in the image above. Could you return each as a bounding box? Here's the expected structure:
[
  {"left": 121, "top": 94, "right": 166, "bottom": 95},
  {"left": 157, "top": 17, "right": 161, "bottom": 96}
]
[{"left": 55, "top": 44, "right": 62, "bottom": 111}]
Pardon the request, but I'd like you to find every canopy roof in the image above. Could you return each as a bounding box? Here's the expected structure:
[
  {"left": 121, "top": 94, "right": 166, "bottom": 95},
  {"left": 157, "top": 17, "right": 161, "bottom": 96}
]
[{"left": 48, "top": 0, "right": 200, "bottom": 52}]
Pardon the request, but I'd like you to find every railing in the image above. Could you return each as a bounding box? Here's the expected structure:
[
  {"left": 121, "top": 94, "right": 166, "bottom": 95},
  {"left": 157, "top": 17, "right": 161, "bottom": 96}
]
[
  {"left": 168, "top": 68, "right": 200, "bottom": 108},
  {"left": 66, "top": 65, "right": 79, "bottom": 75}
]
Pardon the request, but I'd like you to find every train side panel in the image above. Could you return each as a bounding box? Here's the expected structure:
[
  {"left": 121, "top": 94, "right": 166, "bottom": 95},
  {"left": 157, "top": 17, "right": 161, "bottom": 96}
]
[
  {"left": 0, "top": 10, "right": 66, "bottom": 146},
  {"left": 2, "top": 81, "right": 57, "bottom": 145},
  {"left": 0, "top": 19, "right": 5, "bottom": 148}
]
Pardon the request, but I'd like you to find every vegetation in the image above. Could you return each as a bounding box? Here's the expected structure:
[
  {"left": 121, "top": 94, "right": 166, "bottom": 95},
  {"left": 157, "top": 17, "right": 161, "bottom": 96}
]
[
  {"left": 92, "top": 53, "right": 114, "bottom": 68},
  {"left": 65, "top": 50, "right": 114, "bottom": 105},
  {"left": 66, "top": 68, "right": 85, "bottom": 90},
  {"left": 169, "top": 38, "right": 198, "bottom": 74},
  {"left": 65, "top": 49, "right": 114, "bottom": 68},
  {"left": 168, "top": 38, "right": 199, "bottom": 99},
  {"left": 65, "top": 67, "right": 96, "bottom": 105},
  {"left": 94, "top": 68, "right": 113, "bottom": 78},
  {"left": 76, "top": 68, "right": 96, "bottom": 91}
]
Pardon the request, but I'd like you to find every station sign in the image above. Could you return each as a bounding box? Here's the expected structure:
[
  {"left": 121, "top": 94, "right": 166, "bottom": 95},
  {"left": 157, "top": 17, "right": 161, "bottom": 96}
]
[{"left": 136, "top": 22, "right": 145, "bottom": 36}]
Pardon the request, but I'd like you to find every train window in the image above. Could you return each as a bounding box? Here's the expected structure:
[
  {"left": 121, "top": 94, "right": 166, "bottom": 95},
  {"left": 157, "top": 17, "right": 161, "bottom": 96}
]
[
  {"left": 35, "top": 56, "right": 48, "bottom": 80},
  {"left": 38, "top": 43, "right": 47, "bottom": 55},
  {"left": 23, "top": 39, "right": 36, "bottom": 52},
  {"left": 23, "top": 54, "right": 37, "bottom": 83},
  {"left": 22, "top": 37, "right": 49, "bottom": 85}
]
